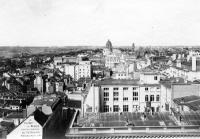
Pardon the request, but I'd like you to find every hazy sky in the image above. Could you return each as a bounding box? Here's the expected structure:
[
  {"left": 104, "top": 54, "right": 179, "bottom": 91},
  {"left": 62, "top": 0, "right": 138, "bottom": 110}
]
[{"left": 0, "top": 0, "right": 200, "bottom": 46}]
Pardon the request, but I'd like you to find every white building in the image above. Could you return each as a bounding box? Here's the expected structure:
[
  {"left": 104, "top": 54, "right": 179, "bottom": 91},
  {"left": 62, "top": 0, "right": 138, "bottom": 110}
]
[
  {"left": 136, "top": 58, "right": 151, "bottom": 70},
  {"left": 84, "top": 73, "right": 168, "bottom": 113},
  {"left": 163, "top": 55, "right": 200, "bottom": 81},
  {"left": 83, "top": 84, "right": 100, "bottom": 113},
  {"left": 140, "top": 72, "right": 160, "bottom": 84},
  {"left": 54, "top": 56, "right": 63, "bottom": 66},
  {"left": 75, "top": 61, "right": 91, "bottom": 81},
  {"left": 34, "top": 74, "right": 43, "bottom": 94},
  {"left": 64, "top": 64, "right": 76, "bottom": 79},
  {"left": 105, "top": 54, "right": 120, "bottom": 69}
]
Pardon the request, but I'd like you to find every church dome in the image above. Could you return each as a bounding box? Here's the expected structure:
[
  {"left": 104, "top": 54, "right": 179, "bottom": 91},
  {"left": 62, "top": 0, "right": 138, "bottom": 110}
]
[{"left": 106, "top": 40, "right": 113, "bottom": 52}]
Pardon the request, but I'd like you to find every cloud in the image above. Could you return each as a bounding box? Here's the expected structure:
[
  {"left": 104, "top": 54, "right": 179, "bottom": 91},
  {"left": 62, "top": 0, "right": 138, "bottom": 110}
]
[{"left": 0, "top": 0, "right": 200, "bottom": 46}]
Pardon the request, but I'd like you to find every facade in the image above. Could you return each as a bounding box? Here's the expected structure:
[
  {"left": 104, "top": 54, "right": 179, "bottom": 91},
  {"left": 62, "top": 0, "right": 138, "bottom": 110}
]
[
  {"left": 163, "top": 54, "right": 200, "bottom": 81},
  {"left": 7, "top": 115, "right": 43, "bottom": 139},
  {"left": 105, "top": 54, "right": 120, "bottom": 69},
  {"left": 75, "top": 61, "right": 91, "bottom": 81},
  {"left": 34, "top": 74, "right": 43, "bottom": 94},
  {"left": 54, "top": 57, "right": 63, "bottom": 66},
  {"left": 84, "top": 73, "right": 167, "bottom": 113},
  {"left": 64, "top": 64, "right": 75, "bottom": 79},
  {"left": 98, "top": 81, "right": 162, "bottom": 113}
]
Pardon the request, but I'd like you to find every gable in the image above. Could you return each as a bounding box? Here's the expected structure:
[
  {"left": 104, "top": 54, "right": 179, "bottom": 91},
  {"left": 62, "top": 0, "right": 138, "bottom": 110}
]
[{"left": 7, "top": 116, "right": 43, "bottom": 139}]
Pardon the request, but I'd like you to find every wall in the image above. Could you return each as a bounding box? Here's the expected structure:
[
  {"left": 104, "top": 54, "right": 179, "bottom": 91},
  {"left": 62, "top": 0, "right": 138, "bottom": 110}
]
[
  {"left": 7, "top": 116, "right": 43, "bottom": 139},
  {"left": 84, "top": 85, "right": 100, "bottom": 113},
  {"left": 64, "top": 64, "right": 75, "bottom": 79},
  {"left": 172, "top": 83, "right": 200, "bottom": 99}
]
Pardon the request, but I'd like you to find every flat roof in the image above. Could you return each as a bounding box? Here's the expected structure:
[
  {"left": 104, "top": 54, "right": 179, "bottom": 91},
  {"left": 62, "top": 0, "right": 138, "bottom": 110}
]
[
  {"left": 141, "top": 72, "right": 160, "bottom": 75},
  {"left": 75, "top": 112, "right": 177, "bottom": 128},
  {"left": 96, "top": 79, "right": 160, "bottom": 86},
  {"left": 97, "top": 79, "right": 140, "bottom": 86}
]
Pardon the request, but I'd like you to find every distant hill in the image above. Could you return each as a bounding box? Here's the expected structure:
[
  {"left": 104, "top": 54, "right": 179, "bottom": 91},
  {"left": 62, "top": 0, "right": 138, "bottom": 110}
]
[{"left": 0, "top": 46, "right": 100, "bottom": 58}]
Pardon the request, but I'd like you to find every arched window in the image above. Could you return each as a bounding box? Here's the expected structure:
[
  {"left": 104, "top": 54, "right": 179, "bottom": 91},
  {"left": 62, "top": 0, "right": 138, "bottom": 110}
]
[
  {"left": 145, "top": 95, "right": 148, "bottom": 102},
  {"left": 150, "top": 95, "right": 154, "bottom": 102},
  {"left": 156, "top": 95, "right": 160, "bottom": 101}
]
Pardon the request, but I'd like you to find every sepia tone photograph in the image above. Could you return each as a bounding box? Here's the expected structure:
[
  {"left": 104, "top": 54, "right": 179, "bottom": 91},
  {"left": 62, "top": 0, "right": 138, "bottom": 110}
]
[{"left": 0, "top": 0, "right": 200, "bottom": 139}]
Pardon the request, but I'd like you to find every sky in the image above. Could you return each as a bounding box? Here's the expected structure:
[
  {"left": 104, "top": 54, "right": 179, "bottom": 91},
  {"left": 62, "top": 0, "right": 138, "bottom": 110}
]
[{"left": 0, "top": 0, "right": 200, "bottom": 47}]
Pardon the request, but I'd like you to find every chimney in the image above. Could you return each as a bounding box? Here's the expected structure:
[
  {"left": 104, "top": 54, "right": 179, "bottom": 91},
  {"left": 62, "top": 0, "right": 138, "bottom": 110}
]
[
  {"left": 176, "top": 60, "right": 181, "bottom": 68},
  {"left": 192, "top": 56, "right": 196, "bottom": 71},
  {"left": 187, "top": 55, "right": 190, "bottom": 62}
]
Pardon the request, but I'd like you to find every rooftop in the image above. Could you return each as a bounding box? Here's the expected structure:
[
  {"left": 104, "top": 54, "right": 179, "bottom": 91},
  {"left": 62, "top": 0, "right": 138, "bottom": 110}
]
[
  {"left": 76, "top": 112, "right": 177, "bottom": 128},
  {"left": 97, "top": 79, "right": 140, "bottom": 86},
  {"left": 173, "top": 95, "right": 200, "bottom": 111}
]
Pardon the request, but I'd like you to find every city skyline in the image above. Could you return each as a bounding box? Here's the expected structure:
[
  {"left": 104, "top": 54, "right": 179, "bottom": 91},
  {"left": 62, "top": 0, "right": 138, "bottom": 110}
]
[{"left": 0, "top": 0, "right": 200, "bottom": 47}]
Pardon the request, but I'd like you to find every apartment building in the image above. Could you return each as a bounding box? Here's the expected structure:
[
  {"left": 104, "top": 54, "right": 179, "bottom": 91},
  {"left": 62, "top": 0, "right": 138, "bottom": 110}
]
[
  {"left": 84, "top": 72, "right": 166, "bottom": 113},
  {"left": 64, "top": 64, "right": 76, "bottom": 79},
  {"left": 105, "top": 54, "right": 120, "bottom": 69},
  {"left": 75, "top": 61, "right": 91, "bottom": 81}
]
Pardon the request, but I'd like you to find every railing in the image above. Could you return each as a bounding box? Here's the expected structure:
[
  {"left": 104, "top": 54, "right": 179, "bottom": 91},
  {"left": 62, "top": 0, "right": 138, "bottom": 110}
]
[{"left": 67, "top": 125, "right": 200, "bottom": 135}]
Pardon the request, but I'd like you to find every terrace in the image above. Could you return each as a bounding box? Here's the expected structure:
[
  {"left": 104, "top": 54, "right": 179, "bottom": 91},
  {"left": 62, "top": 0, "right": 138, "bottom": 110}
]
[
  {"left": 75, "top": 112, "right": 177, "bottom": 127},
  {"left": 66, "top": 112, "right": 200, "bottom": 136}
]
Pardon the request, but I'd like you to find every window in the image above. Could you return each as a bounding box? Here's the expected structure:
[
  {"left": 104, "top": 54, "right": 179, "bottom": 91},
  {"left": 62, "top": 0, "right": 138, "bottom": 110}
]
[
  {"left": 156, "top": 95, "right": 160, "bottom": 101},
  {"left": 133, "top": 87, "right": 137, "bottom": 90},
  {"left": 150, "top": 95, "right": 154, "bottom": 102},
  {"left": 113, "top": 98, "right": 118, "bottom": 101},
  {"left": 104, "top": 97, "right": 109, "bottom": 101},
  {"left": 104, "top": 92, "right": 109, "bottom": 101},
  {"left": 123, "top": 97, "right": 128, "bottom": 101},
  {"left": 123, "top": 87, "right": 128, "bottom": 90},
  {"left": 123, "top": 105, "right": 129, "bottom": 112},
  {"left": 133, "top": 105, "right": 139, "bottom": 111},
  {"left": 113, "top": 92, "right": 119, "bottom": 96},
  {"left": 104, "top": 88, "right": 109, "bottom": 90},
  {"left": 145, "top": 87, "right": 148, "bottom": 91},
  {"left": 104, "top": 105, "right": 109, "bottom": 112},
  {"left": 133, "top": 92, "right": 138, "bottom": 96},
  {"left": 113, "top": 105, "right": 119, "bottom": 112},
  {"left": 133, "top": 92, "right": 138, "bottom": 101},
  {"left": 133, "top": 97, "right": 138, "bottom": 101},
  {"left": 145, "top": 95, "right": 148, "bottom": 102},
  {"left": 104, "top": 92, "right": 109, "bottom": 97},
  {"left": 113, "top": 92, "right": 119, "bottom": 101},
  {"left": 113, "top": 87, "right": 118, "bottom": 90},
  {"left": 154, "top": 76, "right": 158, "bottom": 80}
]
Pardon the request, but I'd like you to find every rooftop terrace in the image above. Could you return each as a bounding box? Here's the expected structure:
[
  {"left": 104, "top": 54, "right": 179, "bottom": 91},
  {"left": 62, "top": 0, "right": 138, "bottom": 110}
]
[{"left": 75, "top": 112, "right": 177, "bottom": 127}]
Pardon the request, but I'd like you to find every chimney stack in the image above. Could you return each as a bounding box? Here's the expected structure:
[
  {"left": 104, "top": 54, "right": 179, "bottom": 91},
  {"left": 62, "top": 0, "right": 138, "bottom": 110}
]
[
  {"left": 192, "top": 56, "right": 197, "bottom": 71},
  {"left": 176, "top": 59, "right": 181, "bottom": 68}
]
